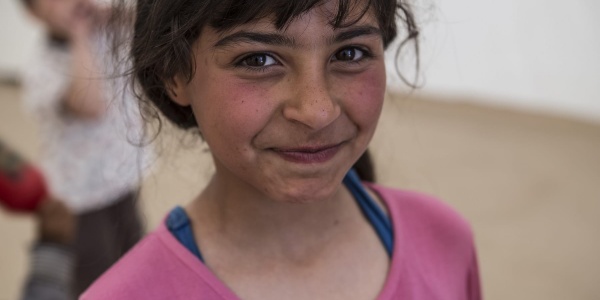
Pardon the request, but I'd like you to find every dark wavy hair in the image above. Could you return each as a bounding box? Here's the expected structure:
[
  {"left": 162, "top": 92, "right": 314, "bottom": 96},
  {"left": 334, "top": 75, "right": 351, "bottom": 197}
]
[{"left": 115, "top": 0, "right": 419, "bottom": 182}]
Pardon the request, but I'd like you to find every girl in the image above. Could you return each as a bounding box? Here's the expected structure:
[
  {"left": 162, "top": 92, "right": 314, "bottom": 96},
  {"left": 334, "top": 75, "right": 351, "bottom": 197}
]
[{"left": 83, "top": 0, "right": 481, "bottom": 299}]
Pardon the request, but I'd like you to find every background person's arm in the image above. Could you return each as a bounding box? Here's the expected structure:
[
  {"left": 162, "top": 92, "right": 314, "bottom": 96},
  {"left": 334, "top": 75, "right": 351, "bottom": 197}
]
[{"left": 62, "top": 3, "right": 109, "bottom": 119}]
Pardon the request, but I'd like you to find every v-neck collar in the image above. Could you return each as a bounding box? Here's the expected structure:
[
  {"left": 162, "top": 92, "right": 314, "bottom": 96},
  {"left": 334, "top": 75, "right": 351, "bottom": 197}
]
[{"left": 157, "top": 182, "right": 406, "bottom": 300}]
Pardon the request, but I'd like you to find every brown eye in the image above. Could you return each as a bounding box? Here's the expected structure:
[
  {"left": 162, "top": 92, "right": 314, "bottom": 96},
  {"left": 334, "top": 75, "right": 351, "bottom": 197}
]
[
  {"left": 334, "top": 47, "right": 365, "bottom": 61},
  {"left": 241, "top": 54, "right": 277, "bottom": 67}
]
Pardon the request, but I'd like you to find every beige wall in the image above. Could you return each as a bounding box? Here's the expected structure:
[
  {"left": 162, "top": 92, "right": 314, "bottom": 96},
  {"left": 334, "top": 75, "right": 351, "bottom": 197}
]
[{"left": 390, "top": 0, "right": 600, "bottom": 122}]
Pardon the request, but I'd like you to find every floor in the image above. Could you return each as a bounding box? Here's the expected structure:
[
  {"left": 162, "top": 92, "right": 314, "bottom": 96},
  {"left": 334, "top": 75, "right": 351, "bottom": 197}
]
[{"left": 1, "top": 84, "right": 599, "bottom": 300}]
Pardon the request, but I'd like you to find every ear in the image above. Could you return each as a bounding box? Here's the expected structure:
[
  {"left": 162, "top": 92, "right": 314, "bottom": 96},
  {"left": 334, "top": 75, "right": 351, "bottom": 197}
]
[{"left": 165, "top": 75, "right": 191, "bottom": 106}]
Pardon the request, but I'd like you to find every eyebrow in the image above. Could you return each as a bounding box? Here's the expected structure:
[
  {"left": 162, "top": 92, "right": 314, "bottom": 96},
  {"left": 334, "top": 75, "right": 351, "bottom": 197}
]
[
  {"left": 330, "top": 25, "right": 382, "bottom": 44},
  {"left": 213, "top": 25, "right": 382, "bottom": 49},
  {"left": 214, "top": 32, "right": 296, "bottom": 48}
]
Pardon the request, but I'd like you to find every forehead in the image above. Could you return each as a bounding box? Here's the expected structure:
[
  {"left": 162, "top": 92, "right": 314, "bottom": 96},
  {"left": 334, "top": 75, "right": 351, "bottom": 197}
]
[{"left": 200, "top": 4, "right": 381, "bottom": 49}]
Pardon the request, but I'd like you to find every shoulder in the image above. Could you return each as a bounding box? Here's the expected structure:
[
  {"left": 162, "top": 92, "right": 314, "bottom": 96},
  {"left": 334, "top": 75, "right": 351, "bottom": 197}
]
[
  {"left": 81, "top": 220, "right": 236, "bottom": 300},
  {"left": 79, "top": 231, "right": 162, "bottom": 299},
  {"left": 370, "top": 185, "right": 483, "bottom": 300},
  {"left": 80, "top": 224, "right": 186, "bottom": 299},
  {"left": 369, "top": 184, "right": 473, "bottom": 233},
  {"left": 368, "top": 184, "right": 475, "bottom": 253}
]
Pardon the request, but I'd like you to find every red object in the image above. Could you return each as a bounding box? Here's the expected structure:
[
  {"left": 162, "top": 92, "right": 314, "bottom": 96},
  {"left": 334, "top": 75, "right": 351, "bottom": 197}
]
[{"left": 0, "top": 141, "right": 48, "bottom": 212}]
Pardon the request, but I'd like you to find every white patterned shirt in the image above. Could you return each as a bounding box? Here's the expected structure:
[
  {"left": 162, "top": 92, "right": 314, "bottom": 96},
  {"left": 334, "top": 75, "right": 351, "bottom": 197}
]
[{"left": 22, "top": 34, "right": 154, "bottom": 213}]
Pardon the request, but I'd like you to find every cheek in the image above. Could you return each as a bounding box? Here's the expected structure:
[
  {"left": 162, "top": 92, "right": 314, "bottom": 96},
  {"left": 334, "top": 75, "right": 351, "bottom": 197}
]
[
  {"left": 190, "top": 74, "right": 274, "bottom": 148},
  {"left": 338, "top": 66, "right": 386, "bottom": 131}
]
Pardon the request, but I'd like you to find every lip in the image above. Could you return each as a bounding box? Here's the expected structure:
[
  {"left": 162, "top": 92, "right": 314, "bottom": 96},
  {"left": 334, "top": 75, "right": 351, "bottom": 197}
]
[{"left": 270, "top": 143, "right": 343, "bottom": 164}]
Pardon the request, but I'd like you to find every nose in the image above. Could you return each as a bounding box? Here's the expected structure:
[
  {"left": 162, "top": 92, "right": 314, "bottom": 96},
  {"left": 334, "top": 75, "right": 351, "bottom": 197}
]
[{"left": 282, "top": 69, "right": 341, "bottom": 130}]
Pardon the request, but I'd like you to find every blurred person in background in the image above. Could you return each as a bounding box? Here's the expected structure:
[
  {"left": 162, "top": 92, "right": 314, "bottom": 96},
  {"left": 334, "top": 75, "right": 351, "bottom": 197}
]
[{"left": 18, "top": 0, "right": 153, "bottom": 296}]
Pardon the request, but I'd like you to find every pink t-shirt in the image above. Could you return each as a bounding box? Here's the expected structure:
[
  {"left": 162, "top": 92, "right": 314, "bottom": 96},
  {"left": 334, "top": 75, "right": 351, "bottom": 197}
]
[{"left": 81, "top": 185, "right": 481, "bottom": 299}]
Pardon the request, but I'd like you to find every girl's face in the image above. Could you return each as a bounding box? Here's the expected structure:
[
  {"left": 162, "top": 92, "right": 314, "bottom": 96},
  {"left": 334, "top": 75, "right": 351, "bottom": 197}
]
[{"left": 172, "top": 2, "right": 386, "bottom": 203}]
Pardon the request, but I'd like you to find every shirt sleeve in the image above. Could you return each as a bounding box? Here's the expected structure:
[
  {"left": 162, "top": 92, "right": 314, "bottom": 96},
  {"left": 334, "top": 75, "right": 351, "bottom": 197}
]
[{"left": 21, "top": 243, "right": 74, "bottom": 300}]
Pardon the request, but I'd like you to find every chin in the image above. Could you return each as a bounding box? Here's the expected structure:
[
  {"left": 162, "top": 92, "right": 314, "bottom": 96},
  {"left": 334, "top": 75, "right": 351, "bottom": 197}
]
[{"left": 271, "top": 178, "right": 343, "bottom": 204}]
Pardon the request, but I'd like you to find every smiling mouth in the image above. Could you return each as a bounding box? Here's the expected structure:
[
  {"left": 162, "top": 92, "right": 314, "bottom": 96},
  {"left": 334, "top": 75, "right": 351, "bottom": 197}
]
[{"left": 270, "top": 143, "right": 344, "bottom": 164}]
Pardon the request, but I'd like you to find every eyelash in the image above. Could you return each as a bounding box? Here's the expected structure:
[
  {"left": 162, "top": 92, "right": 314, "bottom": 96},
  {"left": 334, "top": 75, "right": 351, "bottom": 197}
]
[
  {"left": 235, "top": 52, "right": 280, "bottom": 73},
  {"left": 332, "top": 46, "right": 374, "bottom": 64},
  {"left": 233, "top": 46, "right": 373, "bottom": 73}
]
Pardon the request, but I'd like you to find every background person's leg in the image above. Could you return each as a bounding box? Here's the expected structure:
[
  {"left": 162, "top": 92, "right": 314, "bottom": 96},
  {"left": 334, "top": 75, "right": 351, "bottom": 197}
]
[
  {"left": 73, "top": 204, "right": 116, "bottom": 297},
  {"left": 109, "top": 191, "right": 144, "bottom": 257}
]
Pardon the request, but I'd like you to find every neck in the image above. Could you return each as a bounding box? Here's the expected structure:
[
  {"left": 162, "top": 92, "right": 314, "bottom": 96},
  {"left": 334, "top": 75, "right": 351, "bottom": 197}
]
[{"left": 186, "top": 169, "right": 360, "bottom": 261}]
